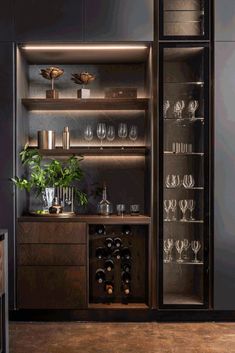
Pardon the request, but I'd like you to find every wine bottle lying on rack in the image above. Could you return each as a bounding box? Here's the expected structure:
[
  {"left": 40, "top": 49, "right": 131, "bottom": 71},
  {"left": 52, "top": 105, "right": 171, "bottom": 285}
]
[
  {"left": 122, "top": 271, "right": 131, "bottom": 284},
  {"left": 114, "top": 237, "right": 122, "bottom": 248},
  {"left": 95, "top": 224, "right": 106, "bottom": 235},
  {"left": 122, "top": 225, "right": 132, "bottom": 235},
  {"left": 95, "top": 269, "right": 106, "bottom": 284},
  {"left": 121, "top": 247, "right": 131, "bottom": 260},
  {"left": 105, "top": 281, "right": 114, "bottom": 295},
  {"left": 96, "top": 247, "right": 107, "bottom": 260},
  {"left": 113, "top": 248, "right": 121, "bottom": 260},
  {"left": 122, "top": 261, "right": 131, "bottom": 273},
  {"left": 104, "top": 259, "right": 114, "bottom": 272},
  {"left": 105, "top": 237, "right": 114, "bottom": 249},
  {"left": 122, "top": 283, "right": 131, "bottom": 296}
]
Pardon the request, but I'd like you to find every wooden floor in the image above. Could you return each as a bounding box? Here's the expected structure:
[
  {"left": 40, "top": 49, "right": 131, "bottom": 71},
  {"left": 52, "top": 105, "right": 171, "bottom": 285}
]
[{"left": 10, "top": 322, "right": 235, "bottom": 353}]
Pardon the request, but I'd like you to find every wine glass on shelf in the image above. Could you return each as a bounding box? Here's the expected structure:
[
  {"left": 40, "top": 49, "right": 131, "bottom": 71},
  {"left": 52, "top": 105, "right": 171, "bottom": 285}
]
[
  {"left": 164, "top": 200, "right": 172, "bottom": 221},
  {"left": 173, "top": 100, "right": 185, "bottom": 120},
  {"left": 84, "top": 125, "right": 93, "bottom": 143},
  {"left": 188, "top": 100, "right": 199, "bottom": 120},
  {"left": 163, "top": 240, "right": 171, "bottom": 263},
  {"left": 163, "top": 100, "right": 170, "bottom": 119},
  {"left": 165, "top": 174, "right": 181, "bottom": 189},
  {"left": 167, "top": 238, "right": 174, "bottom": 262},
  {"left": 188, "top": 199, "right": 196, "bottom": 221},
  {"left": 118, "top": 123, "right": 128, "bottom": 149},
  {"left": 175, "top": 240, "right": 184, "bottom": 263},
  {"left": 129, "top": 125, "right": 138, "bottom": 142},
  {"left": 170, "top": 199, "right": 177, "bottom": 221},
  {"left": 179, "top": 199, "right": 188, "bottom": 222},
  {"left": 97, "top": 123, "right": 106, "bottom": 149},
  {"left": 183, "top": 175, "right": 195, "bottom": 189},
  {"left": 191, "top": 240, "right": 201, "bottom": 263},
  {"left": 106, "top": 125, "right": 115, "bottom": 142},
  {"left": 183, "top": 239, "right": 191, "bottom": 261}
]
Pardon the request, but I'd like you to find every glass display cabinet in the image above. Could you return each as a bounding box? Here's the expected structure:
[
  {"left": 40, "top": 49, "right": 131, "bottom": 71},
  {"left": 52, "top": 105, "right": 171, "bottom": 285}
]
[
  {"left": 159, "top": 43, "right": 211, "bottom": 308},
  {"left": 159, "top": 0, "right": 210, "bottom": 40}
]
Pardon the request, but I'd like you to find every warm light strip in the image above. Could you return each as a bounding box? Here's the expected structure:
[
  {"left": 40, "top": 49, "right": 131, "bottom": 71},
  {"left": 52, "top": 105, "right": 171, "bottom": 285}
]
[{"left": 22, "top": 45, "right": 148, "bottom": 51}]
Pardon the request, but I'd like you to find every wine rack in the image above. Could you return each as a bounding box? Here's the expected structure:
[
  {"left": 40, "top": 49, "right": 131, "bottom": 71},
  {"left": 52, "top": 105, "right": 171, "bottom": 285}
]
[{"left": 89, "top": 224, "right": 148, "bottom": 305}]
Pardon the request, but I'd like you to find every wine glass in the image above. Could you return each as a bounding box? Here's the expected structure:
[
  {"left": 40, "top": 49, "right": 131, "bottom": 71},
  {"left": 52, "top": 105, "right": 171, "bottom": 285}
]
[
  {"left": 129, "top": 125, "right": 138, "bottom": 142},
  {"left": 175, "top": 240, "right": 184, "bottom": 263},
  {"left": 84, "top": 125, "right": 93, "bottom": 143},
  {"left": 173, "top": 100, "right": 185, "bottom": 120},
  {"left": 191, "top": 240, "right": 201, "bottom": 263},
  {"left": 183, "top": 239, "right": 191, "bottom": 261},
  {"left": 170, "top": 199, "right": 177, "bottom": 221},
  {"left": 107, "top": 125, "right": 115, "bottom": 142},
  {"left": 188, "top": 199, "right": 196, "bottom": 221},
  {"left": 163, "top": 240, "right": 171, "bottom": 263},
  {"left": 97, "top": 123, "right": 106, "bottom": 149},
  {"left": 164, "top": 200, "right": 172, "bottom": 221},
  {"left": 183, "top": 175, "right": 195, "bottom": 189},
  {"left": 118, "top": 123, "right": 128, "bottom": 149},
  {"left": 165, "top": 174, "right": 181, "bottom": 188},
  {"left": 188, "top": 100, "right": 199, "bottom": 120},
  {"left": 179, "top": 199, "right": 188, "bottom": 222},
  {"left": 163, "top": 100, "right": 170, "bottom": 119},
  {"left": 167, "top": 238, "right": 174, "bottom": 261}
]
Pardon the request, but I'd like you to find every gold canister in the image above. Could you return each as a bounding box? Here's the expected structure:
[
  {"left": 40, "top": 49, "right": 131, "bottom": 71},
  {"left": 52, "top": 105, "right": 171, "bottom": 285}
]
[{"left": 38, "top": 130, "right": 55, "bottom": 150}]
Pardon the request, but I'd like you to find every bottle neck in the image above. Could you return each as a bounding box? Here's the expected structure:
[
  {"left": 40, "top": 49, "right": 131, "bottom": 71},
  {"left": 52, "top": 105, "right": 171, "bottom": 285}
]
[{"left": 102, "top": 187, "right": 107, "bottom": 201}]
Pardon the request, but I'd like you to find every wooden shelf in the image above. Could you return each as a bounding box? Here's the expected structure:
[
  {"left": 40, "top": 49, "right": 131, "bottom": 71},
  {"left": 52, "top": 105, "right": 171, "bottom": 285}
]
[
  {"left": 164, "top": 261, "right": 204, "bottom": 266},
  {"left": 29, "top": 147, "right": 148, "bottom": 157},
  {"left": 164, "top": 294, "right": 204, "bottom": 305},
  {"left": 164, "top": 220, "right": 204, "bottom": 224},
  {"left": 22, "top": 98, "right": 149, "bottom": 111},
  {"left": 164, "top": 151, "right": 204, "bottom": 156},
  {"left": 89, "top": 303, "right": 149, "bottom": 309}
]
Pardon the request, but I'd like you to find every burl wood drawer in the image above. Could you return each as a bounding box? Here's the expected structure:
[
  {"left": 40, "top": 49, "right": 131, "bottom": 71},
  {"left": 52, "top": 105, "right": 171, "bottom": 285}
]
[
  {"left": 18, "top": 222, "right": 86, "bottom": 244},
  {"left": 18, "top": 266, "right": 87, "bottom": 309},
  {"left": 18, "top": 244, "right": 86, "bottom": 266}
]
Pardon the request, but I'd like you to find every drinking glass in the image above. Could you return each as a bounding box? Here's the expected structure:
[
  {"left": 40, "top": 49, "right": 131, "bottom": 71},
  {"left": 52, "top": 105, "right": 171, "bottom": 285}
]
[
  {"left": 183, "top": 175, "right": 195, "bottom": 189},
  {"left": 163, "top": 100, "right": 170, "bottom": 119},
  {"left": 188, "top": 100, "right": 199, "bottom": 120},
  {"left": 170, "top": 199, "right": 177, "bottom": 221},
  {"left": 164, "top": 200, "right": 172, "bottom": 221},
  {"left": 173, "top": 100, "right": 185, "bottom": 120},
  {"left": 191, "top": 240, "right": 201, "bottom": 263},
  {"left": 118, "top": 123, "right": 128, "bottom": 149},
  {"left": 183, "top": 239, "right": 191, "bottom": 261},
  {"left": 165, "top": 174, "right": 181, "bottom": 188},
  {"left": 179, "top": 199, "right": 188, "bottom": 222},
  {"left": 116, "top": 204, "right": 126, "bottom": 216},
  {"left": 175, "top": 240, "right": 184, "bottom": 263},
  {"left": 188, "top": 199, "right": 196, "bottom": 221},
  {"left": 163, "top": 240, "right": 171, "bottom": 263},
  {"left": 129, "top": 125, "right": 138, "bottom": 142},
  {"left": 167, "top": 238, "right": 174, "bottom": 262},
  {"left": 84, "top": 125, "right": 93, "bottom": 143},
  {"left": 107, "top": 125, "right": 115, "bottom": 142},
  {"left": 130, "top": 204, "right": 140, "bottom": 216},
  {"left": 97, "top": 123, "right": 106, "bottom": 149}
]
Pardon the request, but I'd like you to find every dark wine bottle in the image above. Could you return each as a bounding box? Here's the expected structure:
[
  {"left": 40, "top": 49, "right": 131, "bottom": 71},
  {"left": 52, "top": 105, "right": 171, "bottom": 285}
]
[
  {"left": 95, "top": 224, "right": 106, "bottom": 235},
  {"left": 122, "top": 261, "right": 131, "bottom": 273},
  {"left": 113, "top": 248, "right": 121, "bottom": 260},
  {"left": 104, "top": 259, "right": 114, "bottom": 272},
  {"left": 114, "top": 237, "right": 122, "bottom": 248},
  {"left": 105, "top": 281, "right": 114, "bottom": 295},
  {"left": 122, "top": 271, "right": 131, "bottom": 284},
  {"left": 121, "top": 247, "right": 131, "bottom": 260},
  {"left": 105, "top": 237, "right": 114, "bottom": 249},
  {"left": 95, "top": 269, "right": 106, "bottom": 284},
  {"left": 122, "top": 225, "right": 132, "bottom": 235},
  {"left": 122, "top": 283, "right": 131, "bottom": 295},
  {"left": 95, "top": 247, "right": 107, "bottom": 260}
]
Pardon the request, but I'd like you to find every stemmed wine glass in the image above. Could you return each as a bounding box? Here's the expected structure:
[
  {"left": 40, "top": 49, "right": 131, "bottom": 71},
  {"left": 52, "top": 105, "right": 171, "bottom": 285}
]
[
  {"left": 183, "top": 239, "right": 191, "bottom": 261},
  {"left": 163, "top": 238, "right": 174, "bottom": 263},
  {"left": 183, "top": 175, "right": 195, "bottom": 189},
  {"left": 97, "top": 123, "right": 106, "bottom": 149},
  {"left": 170, "top": 199, "right": 177, "bottom": 221},
  {"left": 173, "top": 100, "right": 185, "bottom": 120},
  {"left": 118, "top": 123, "right": 128, "bottom": 149},
  {"left": 129, "top": 125, "right": 138, "bottom": 142},
  {"left": 188, "top": 100, "right": 199, "bottom": 120},
  {"left": 179, "top": 199, "right": 188, "bottom": 222},
  {"left": 84, "top": 125, "right": 93, "bottom": 143},
  {"left": 175, "top": 240, "right": 184, "bottom": 263},
  {"left": 191, "top": 240, "right": 201, "bottom": 263},
  {"left": 164, "top": 200, "right": 172, "bottom": 221},
  {"left": 163, "top": 100, "right": 170, "bottom": 119},
  {"left": 106, "top": 125, "right": 115, "bottom": 142},
  {"left": 188, "top": 199, "right": 196, "bottom": 221},
  {"left": 165, "top": 174, "right": 181, "bottom": 188}
]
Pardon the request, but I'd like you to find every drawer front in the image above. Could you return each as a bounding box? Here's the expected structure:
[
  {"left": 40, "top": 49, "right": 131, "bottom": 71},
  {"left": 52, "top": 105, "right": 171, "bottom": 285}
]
[
  {"left": 18, "top": 222, "right": 86, "bottom": 244},
  {"left": 18, "top": 266, "right": 87, "bottom": 309},
  {"left": 18, "top": 244, "right": 86, "bottom": 266}
]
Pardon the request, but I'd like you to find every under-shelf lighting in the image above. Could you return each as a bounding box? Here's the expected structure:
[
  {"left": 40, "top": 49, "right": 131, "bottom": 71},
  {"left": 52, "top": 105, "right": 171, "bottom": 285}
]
[{"left": 21, "top": 45, "right": 148, "bottom": 51}]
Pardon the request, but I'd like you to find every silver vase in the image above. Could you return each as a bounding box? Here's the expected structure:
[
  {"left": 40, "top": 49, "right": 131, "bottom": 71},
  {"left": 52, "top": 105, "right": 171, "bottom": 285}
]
[{"left": 42, "top": 187, "right": 55, "bottom": 211}]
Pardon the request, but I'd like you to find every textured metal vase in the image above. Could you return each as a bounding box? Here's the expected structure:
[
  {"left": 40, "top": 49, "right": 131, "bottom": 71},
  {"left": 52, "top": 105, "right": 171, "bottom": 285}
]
[{"left": 43, "top": 187, "right": 55, "bottom": 211}]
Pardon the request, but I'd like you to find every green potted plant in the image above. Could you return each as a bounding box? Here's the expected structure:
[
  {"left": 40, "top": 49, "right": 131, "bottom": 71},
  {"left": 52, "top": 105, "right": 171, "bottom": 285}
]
[{"left": 12, "top": 144, "right": 87, "bottom": 214}]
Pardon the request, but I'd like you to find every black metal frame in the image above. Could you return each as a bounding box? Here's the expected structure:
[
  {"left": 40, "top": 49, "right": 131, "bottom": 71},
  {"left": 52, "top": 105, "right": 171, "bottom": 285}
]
[
  {"left": 159, "top": 0, "right": 210, "bottom": 41},
  {"left": 158, "top": 42, "right": 212, "bottom": 310}
]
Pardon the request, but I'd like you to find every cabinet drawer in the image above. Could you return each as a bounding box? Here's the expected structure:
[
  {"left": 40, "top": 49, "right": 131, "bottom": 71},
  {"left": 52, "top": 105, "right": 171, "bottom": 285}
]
[
  {"left": 0, "top": 242, "right": 4, "bottom": 296},
  {"left": 18, "top": 266, "right": 87, "bottom": 309},
  {"left": 18, "top": 222, "right": 86, "bottom": 244},
  {"left": 18, "top": 244, "right": 86, "bottom": 266}
]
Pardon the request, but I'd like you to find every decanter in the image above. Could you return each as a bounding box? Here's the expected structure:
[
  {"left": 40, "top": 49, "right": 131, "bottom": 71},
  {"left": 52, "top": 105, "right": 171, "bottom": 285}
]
[{"left": 97, "top": 184, "right": 113, "bottom": 216}]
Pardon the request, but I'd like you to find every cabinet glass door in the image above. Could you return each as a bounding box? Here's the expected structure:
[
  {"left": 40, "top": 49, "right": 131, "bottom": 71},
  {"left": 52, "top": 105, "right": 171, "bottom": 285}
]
[
  {"left": 159, "top": 44, "right": 210, "bottom": 307},
  {"left": 160, "top": 0, "right": 209, "bottom": 40}
]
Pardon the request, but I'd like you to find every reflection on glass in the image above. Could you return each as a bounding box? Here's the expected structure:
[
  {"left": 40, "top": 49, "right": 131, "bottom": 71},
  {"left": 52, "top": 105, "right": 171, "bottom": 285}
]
[
  {"left": 118, "top": 123, "right": 128, "bottom": 149},
  {"left": 97, "top": 123, "right": 106, "bottom": 149},
  {"left": 84, "top": 125, "right": 93, "bottom": 142},
  {"left": 163, "top": 100, "right": 170, "bottom": 119},
  {"left": 107, "top": 125, "right": 115, "bottom": 142},
  {"left": 173, "top": 100, "right": 185, "bottom": 120},
  {"left": 188, "top": 100, "right": 199, "bottom": 120},
  {"left": 129, "top": 125, "right": 138, "bottom": 142}
]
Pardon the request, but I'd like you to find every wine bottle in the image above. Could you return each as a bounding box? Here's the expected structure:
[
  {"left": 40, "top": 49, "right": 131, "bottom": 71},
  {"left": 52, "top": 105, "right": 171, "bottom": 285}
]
[
  {"left": 105, "top": 280, "right": 114, "bottom": 295},
  {"left": 114, "top": 237, "right": 122, "bottom": 248},
  {"left": 122, "top": 271, "right": 131, "bottom": 284},
  {"left": 95, "top": 247, "right": 107, "bottom": 260},
  {"left": 122, "top": 261, "right": 131, "bottom": 273},
  {"left": 104, "top": 259, "right": 114, "bottom": 272},
  {"left": 122, "top": 225, "right": 132, "bottom": 235},
  {"left": 95, "top": 224, "right": 106, "bottom": 235},
  {"left": 121, "top": 247, "right": 131, "bottom": 260},
  {"left": 113, "top": 248, "right": 121, "bottom": 260},
  {"left": 122, "top": 283, "right": 131, "bottom": 296},
  {"left": 105, "top": 237, "right": 114, "bottom": 249},
  {"left": 95, "top": 269, "right": 106, "bottom": 284}
]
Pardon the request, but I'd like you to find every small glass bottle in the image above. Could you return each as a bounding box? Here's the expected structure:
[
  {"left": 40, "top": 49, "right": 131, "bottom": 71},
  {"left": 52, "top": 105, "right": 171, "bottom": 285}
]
[{"left": 97, "top": 184, "right": 113, "bottom": 216}]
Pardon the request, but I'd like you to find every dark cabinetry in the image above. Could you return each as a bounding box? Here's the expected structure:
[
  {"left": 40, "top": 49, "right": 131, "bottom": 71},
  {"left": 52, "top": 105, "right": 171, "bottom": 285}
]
[{"left": 0, "top": 1, "right": 13, "bottom": 41}]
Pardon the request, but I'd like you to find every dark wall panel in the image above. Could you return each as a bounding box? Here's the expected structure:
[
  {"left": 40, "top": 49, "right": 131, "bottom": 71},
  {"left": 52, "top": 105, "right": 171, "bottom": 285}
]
[
  {"left": 0, "top": 1, "right": 13, "bottom": 41},
  {"left": 85, "top": 0, "right": 153, "bottom": 41}
]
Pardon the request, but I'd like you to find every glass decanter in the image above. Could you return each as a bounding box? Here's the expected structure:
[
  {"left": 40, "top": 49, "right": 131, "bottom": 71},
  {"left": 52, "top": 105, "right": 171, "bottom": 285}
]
[{"left": 97, "top": 184, "right": 113, "bottom": 216}]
